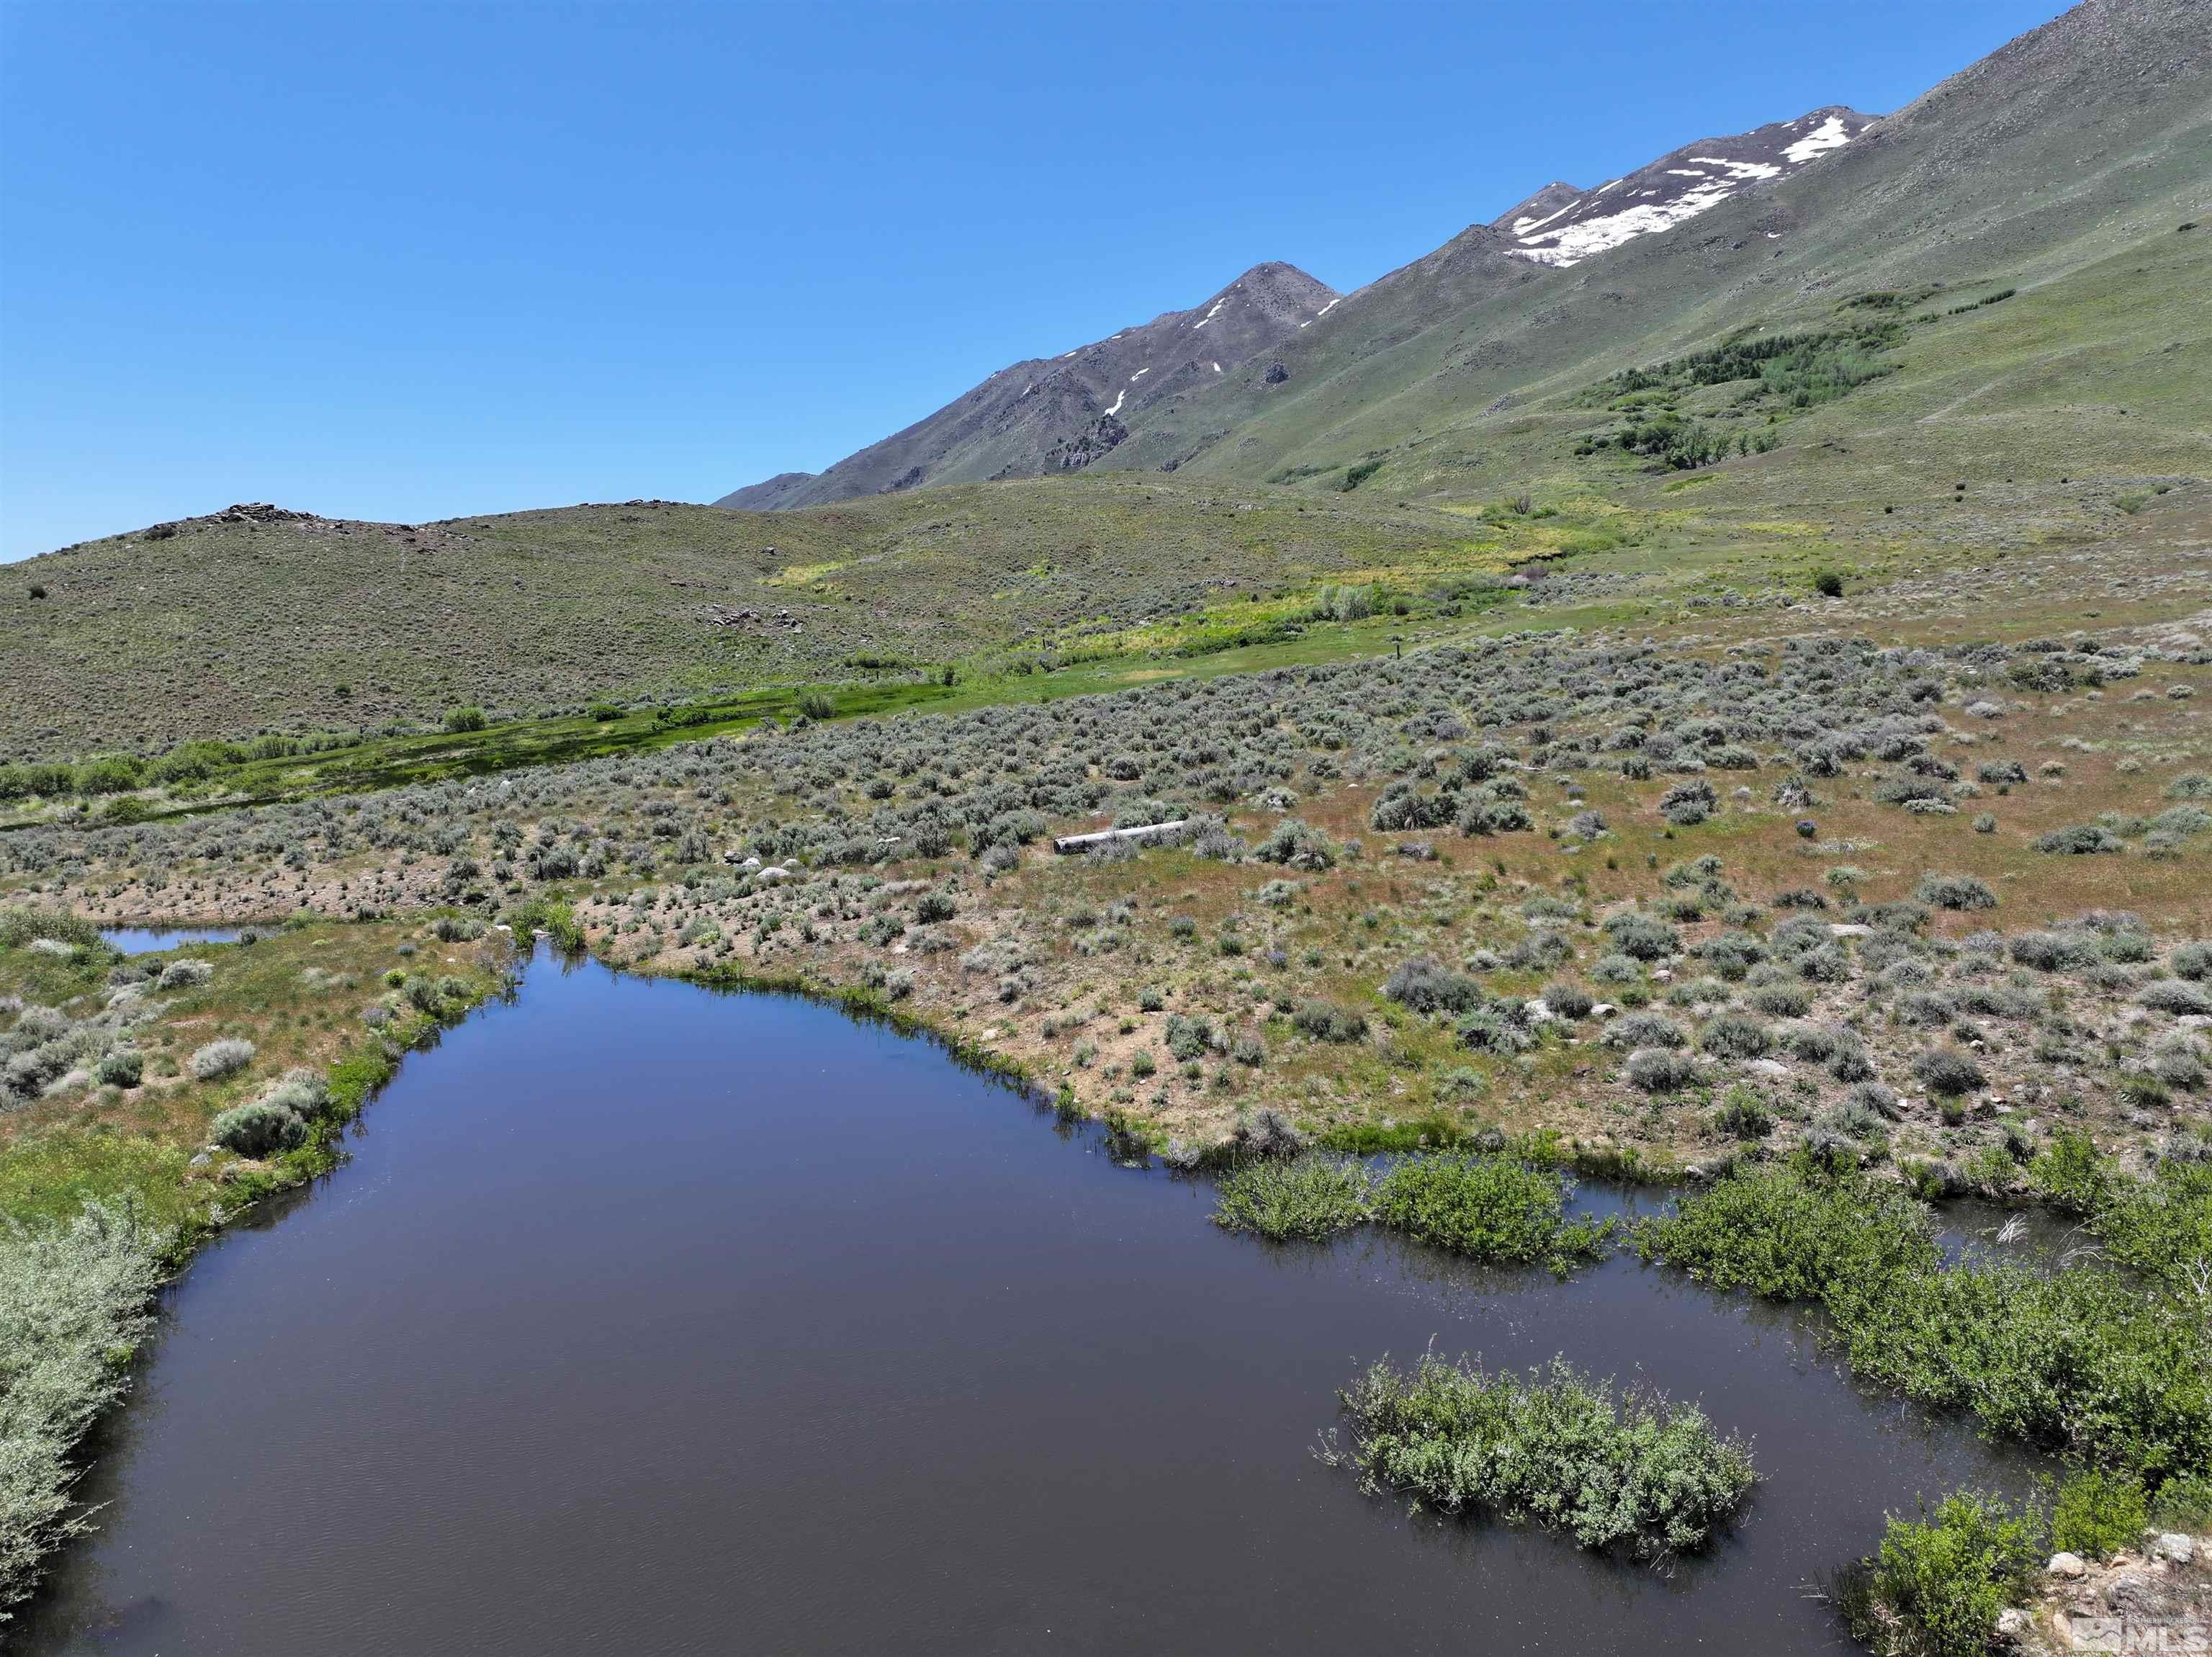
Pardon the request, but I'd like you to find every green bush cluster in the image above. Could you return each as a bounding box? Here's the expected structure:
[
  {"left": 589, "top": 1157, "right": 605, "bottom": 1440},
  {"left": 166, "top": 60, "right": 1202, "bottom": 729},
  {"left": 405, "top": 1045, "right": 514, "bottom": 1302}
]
[
  {"left": 0, "top": 1199, "right": 167, "bottom": 1618},
  {"left": 1371, "top": 1153, "right": 1614, "bottom": 1273},
  {"left": 1832, "top": 1490, "right": 2041, "bottom": 1657},
  {"left": 1326, "top": 1351, "right": 1758, "bottom": 1560},
  {"left": 1637, "top": 1158, "right": 2212, "bottom": 1481},
  {"left": 1213, "top": 1156, "right": 1374, "bottom": 1241}
]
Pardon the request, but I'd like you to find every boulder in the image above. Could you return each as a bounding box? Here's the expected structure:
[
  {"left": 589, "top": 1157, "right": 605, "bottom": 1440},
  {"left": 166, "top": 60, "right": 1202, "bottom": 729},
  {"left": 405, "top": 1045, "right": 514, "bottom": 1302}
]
[{"left": 2049, "top": 1552, "right": 2087, "bottom": 1579}]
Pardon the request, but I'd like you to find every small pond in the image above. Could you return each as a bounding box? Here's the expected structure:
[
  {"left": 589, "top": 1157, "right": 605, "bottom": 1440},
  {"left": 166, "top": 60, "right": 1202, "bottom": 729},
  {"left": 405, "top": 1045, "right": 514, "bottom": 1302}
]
[
  {"left": 99, "top": 928, "right": 243, "bottom": 956},
  {"left": 23, "top": 953, "right": 2036, "bottom": 1656}
]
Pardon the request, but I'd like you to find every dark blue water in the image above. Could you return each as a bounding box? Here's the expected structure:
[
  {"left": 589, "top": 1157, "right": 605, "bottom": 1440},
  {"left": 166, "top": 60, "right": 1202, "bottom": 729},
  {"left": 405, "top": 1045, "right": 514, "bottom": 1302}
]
[{"left": 24, "top": 955, "right": 2033, "bottom": 1656}]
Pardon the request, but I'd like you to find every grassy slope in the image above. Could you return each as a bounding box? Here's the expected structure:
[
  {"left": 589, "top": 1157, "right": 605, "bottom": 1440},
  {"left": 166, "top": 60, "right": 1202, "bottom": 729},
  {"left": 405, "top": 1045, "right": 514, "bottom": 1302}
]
[{"left": 1, "top": 480, "right": 1462, "bottom": 758}]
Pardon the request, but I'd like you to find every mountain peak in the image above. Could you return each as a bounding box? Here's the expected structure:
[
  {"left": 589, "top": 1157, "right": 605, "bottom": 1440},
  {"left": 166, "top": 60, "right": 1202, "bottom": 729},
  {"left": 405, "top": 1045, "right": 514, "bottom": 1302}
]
[
  {"left": 1490, "top": 106, "right": 1875, "bottom": 266},
  {"left": 715, "top": 264, "right": 1338, "bottom": 511}
]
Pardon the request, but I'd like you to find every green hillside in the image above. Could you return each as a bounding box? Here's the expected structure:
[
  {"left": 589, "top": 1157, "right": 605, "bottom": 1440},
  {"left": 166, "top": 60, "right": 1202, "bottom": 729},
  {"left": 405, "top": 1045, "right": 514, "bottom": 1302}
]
[
  {"left": 1, "top": 481, "right": 1462, "bottom": 758},
  {"left": 1107, "top": 0, "right": 2211, "bottom": 504}
]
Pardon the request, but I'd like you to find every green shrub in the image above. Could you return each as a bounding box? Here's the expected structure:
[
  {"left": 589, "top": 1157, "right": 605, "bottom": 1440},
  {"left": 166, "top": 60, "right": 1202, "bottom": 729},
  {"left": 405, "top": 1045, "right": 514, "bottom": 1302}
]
[
  {"left": 0, "top": 1200, "right": 166, "bottom": 1617},
  {"left": 1383, "top": 956, "right": 1485, "bottom": 1014},
  {"left": 1627, "top": 1048, "right": 1701, "bottom": 1092},
  {"left": 796, "top": 690, "right": 837, "bottom": 721},
  {"left": 1639, "top": 1159, "right": 2212, "bottom": 1479},
  {"left": 1541, "top": 981, "right": 1593, "bottom": 1020},
  {"left": 0, "top": 909, "right": 103, "bottom": 952},
  {"left": 1836, "top": 1491, "right": 2041, "bottom": 1657},
  {"left": 1213, "top": 1156, "right": 1374, "bottom": 1241},
  {"left": 1604, "top": 912, "right": 1680, "bottom": 961},
  {"left": 1372, "top": 1153, "right": 1612, "bottom": 1271},
  {"left": 1712, "top": 1085, "right": 1774, "bottom": 1140},
  {"left": 1699, "top": 1012, "right": 1772, "bottom": 1059},
  {"left": 156, "top": 958, "right": 214, "bottom": 991},
  {"left": 442, "top": 706, "right": 487, "bottom": 733},
  {"left": 1912, "top": 1047, "right": 1985, "bottom": 1097},
  {"left": 1326, "top": 1352, "right": 1758, "bottom": 1559},
  {"left": 209, "top": 1099, "right": 307, "bottom": 1158},
  {"left": 1164, "top": 1013, "right": 1214, "bottom": 1061},
  {"left": 2036, "top": 823, "right": 2123, "bottom": 855},
  {"left": 92, "top": 1050, "right": 143, "bottom": 1088},
  {"left": 1915, "top": 874, "right": 1997, "bottom": 912},
  {"left": 1291, "top": 1000, "right": 1368, "bottom": 1043},
  {"left": 1254, "top": 817, "right": 1337, "bottom": 870},
  {"left": 188, "top": 1037, "right": 256, "bottom": 1081},
  {"left": 2051, "top": 1468, "right": 2146, "bottom": 1560},
  {"left": 2152, "top": 1472, "right": 2212, "bottom": 1532}
]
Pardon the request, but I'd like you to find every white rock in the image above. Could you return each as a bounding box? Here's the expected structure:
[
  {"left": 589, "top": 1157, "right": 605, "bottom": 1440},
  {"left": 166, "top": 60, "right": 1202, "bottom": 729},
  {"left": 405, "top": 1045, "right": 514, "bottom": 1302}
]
[
  {"left": 1591, "top": 1002, "right": 1618, "bottom": 1019},
  {"left": 1523, "top": 999, "right": 1555, "bottom": 1023},
  {"left": 2048, "top": 1552, "right": 2087, "bottom": 1579},
  {"left": 1994, "top": 1607, "right": 2029, "bottom": 1639},
  {"left": 2152, "top": 1532, "right": 2194, "bottom": 1563},
  {"left": 1830, "top": 922, "right": 1873, "bottom": 937},
  {"left": 1745, "top": 1058, "right": 1791, "bottom": 1079}
]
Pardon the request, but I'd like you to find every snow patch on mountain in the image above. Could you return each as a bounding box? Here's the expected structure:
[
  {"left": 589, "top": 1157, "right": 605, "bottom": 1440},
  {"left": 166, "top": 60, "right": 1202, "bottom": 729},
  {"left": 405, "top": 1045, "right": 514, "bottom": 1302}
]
[
  {"left": 1496, "top": 107, "right": 1870, "bottom": 269},
  {"left": 1783, "top": 113, "right": 1856, "bottom": 163}
]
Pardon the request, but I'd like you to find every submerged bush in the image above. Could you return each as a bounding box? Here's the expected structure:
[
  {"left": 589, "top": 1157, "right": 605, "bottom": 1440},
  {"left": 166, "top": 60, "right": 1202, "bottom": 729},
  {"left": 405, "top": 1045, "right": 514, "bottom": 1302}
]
[
  {"left": 1833, "top": 1490, "right": 2041, "bottom": 1657},
  {"left": 1372, "top": 1154, "right": 1611, "bottom": 1272},
  {"left": 1213, "top": 1156, "right": 1374, "bottom": 1242},
  {"left": 1325, "top": 1352, "right": 1758, "bottom": 1560},
  {"left": 1639, "top": 1159, "right": 2212, "bottom": 1479}
]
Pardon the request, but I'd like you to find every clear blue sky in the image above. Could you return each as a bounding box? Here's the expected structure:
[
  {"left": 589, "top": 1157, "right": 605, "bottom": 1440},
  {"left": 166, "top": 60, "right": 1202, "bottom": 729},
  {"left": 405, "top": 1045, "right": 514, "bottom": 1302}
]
[{"left": 1, "top": 0, "right": 2064, "bottom": 560}]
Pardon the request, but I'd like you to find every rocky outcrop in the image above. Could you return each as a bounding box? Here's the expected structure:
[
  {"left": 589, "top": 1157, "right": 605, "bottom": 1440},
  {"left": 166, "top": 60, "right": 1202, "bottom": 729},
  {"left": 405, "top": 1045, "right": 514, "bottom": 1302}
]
[{"left": 2011, "top": 1533, "right": 2209, "bottom": 1653}]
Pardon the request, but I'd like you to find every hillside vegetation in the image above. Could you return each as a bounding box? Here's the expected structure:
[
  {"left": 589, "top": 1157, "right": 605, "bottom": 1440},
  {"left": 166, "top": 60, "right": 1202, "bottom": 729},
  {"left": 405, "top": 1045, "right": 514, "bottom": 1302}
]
[{"left": 2, "top": 483, "right": 1458, "bottom": 757}]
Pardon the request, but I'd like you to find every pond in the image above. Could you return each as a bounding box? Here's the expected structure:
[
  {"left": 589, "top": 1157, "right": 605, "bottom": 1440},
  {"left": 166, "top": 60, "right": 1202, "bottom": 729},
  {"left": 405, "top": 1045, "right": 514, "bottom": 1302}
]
[
  {"left": 99, "top": 927, "right": 243, "bottom": 956},
  {"left": 22, "top": 953, "right": 2035, "bottom": 1656}
]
